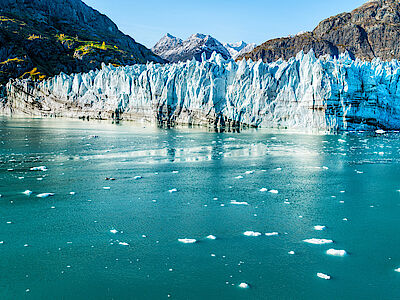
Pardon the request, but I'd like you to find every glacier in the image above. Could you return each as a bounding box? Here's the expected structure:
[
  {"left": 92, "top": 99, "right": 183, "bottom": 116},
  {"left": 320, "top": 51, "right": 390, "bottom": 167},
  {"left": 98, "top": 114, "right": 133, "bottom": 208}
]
[{"left": 2, "top": 50, "right": 400, "bottom": 131}]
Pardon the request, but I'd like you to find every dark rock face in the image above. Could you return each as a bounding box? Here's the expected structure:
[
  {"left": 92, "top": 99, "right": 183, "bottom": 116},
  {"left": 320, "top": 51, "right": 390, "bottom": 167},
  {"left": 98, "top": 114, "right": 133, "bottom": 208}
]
[
  {"left": 242, "top": 0, "right": 400, "bottom": 62},
  {"left": 0, "top": 0, "right": 163, "bottom": 84}
]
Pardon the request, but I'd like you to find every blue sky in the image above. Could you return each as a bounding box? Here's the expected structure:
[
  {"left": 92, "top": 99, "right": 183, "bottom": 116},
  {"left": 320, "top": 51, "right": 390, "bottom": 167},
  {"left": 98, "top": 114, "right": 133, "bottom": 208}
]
[{"left": 83, "top": 0, "right": 366, "bottom": 48}]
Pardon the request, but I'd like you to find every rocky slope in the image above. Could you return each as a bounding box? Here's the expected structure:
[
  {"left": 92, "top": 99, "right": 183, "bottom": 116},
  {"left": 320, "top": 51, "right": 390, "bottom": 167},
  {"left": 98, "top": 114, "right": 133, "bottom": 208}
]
[
  {"left": 0, "top": 0, "right": 163, "bottom": 85},
  {"left": 4, "top": 50, "right": 400, "bottom": 131},
  {"left": 152, "top": 33, "right": 231, "bottom": 63},
  {"left": 224, "top": 41, "right": 257, "bottom": 60},
  {"left": 242, "top": 0, "right": 400, "bottom": 62}
]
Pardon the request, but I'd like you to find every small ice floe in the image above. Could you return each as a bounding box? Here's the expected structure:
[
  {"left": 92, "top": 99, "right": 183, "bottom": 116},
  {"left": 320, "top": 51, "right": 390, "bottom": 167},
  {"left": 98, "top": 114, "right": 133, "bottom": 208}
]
[
  {"left": 265, "top": 232, "right": 279, "bottom": 236},
  {"left": 245, "top": 170, "right": 255, "bottom": 175},
  {"left": 269, "top": 190, "right": 279, "bottom": 194},
  {"left": 314, "top": 226, "right": 326, "bottom": 231},
  {"left": 326, "top": 249, "right": 347, "bottom": 257},
  {"left": 172, "top": 171, "right": 179, "bottom": 174},
  {"left": 259, "top": 188, "right": 268, "bottom": 192},
  {"left": 23, "top": 190, "right": 32, "bottom": 196},
  {"left": 288, "top": 251, "right": 295, "bottom": 255},
  {"left": 178, "top": 238, "right": 197, "bottom": 244},
  {"left": 169, "top": 188, "right": 178, "bottom": 193},
  {"left": 103, "top": 187, "right": 111, "bottom": 190},
  {"left": 322, "top": 166, "right": 329, "bottom": 170},
  {"left": 69, "top": 192, "right": 76, "bottom": 195},
  {"left": 36, "top": 193, "right": 54, "bottom": 198},
  {"left": 304, "top": 238, "right": 334, "bottom": 245},
  {"left": 110, "top": 229, "right": 118, "bottom": 234},
  {"left": 275, "top": 168, "right": 282, "bottom": 171},
  {"left": 231, "top": 200, "right": 249, "bottom": 206},
  {"left": 375, "top": 129, "right": 386, "bottom": 134},
  {"left": 243, "top": 231, "right": 262, "bottom": 237},
  {"left": 338, "top": 139, "right": 346, "bottom": 143},
  {"left": 119, "top": 242, "right": 129, "bottom": 246},
  {"left": 134, "top": 176, "right": 142, "bottom": 180},
  {"left": 395, "top": 268, "right": 400, "bottom": 273},
  {"left": 30, "top": 166, "right": 47, "bottom": 171},
  {"left": 238, "top": 282, "right": 250, "bottom": 289},
  {"left": 317, "top": 273, "right": 331, "bottom": 280},
  {"left": 235, "top": 176, "right": 244, "bottom": 179},
  {"left": 206, "top": 235, "right": 217, "bottom": 240}
]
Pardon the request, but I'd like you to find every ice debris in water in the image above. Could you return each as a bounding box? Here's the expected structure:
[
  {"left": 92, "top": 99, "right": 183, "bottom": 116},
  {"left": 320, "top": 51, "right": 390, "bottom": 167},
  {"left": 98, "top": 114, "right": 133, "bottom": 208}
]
[
  {"left": 326, "top": 249, "right": 347, "bottom": 256},
  {"left": 314, "top": 226, "right": 326, "bottom": 231},
  {"left": 206, "top": 235, "right": 217, "bottom": 240},
  {"left": 375, "top": 130, "right": 386, "bottom": 134},
  {"left": 69, "top": 192, "right": 76, "bottom": 195},
  {"left": 269, "top": 190, "right": 279, "bottom": 194},
  {"left": 395, "top": 268, "right": 400, "bottom": 273},
  {"left": 245, "top": 171, "right": 255, "bottom": 175},
  {"left": 259, "top": 188, "right": 268, "bottom": 192},
  {"left": 110, "top": 229, "right": 118, "bottom": 234},
  {"left": 169, "top": 188, "right": 178, "bottom": 193},
  {"left": 235, "top": 176, "right": 244, "bottom": 179},
  {"left": 317, "top": 273, "right": 331, "bottom": 280},
  {"left": 103, "top": 187, "right": 111, "bottom": 190},
  {"left": 238, "top": 283, "right": 250, "bottom": 289},
  {"left": 230, "top": 200, "right": 249, "bottom": 206},
  {"left": 243, "top": 231, "right": 262, "bottom": 237},
  {"left": 178, "top": 238, "right": 197, "bottom": 244},
  {"left": 36, "top": 193, "right": 54, "bottom": 198},
  {"left": 265, "top": 232, "right": 279, "bottom": 236},
  {"left": 23, "top": 190, "right": 32, "bottom": 196},
  {"left": 119, "top": 242, "right": 129, "bottom": 246},
  {"left": 134, "top": 176, "right": 142, "bottom": 180},
  {"left": 288, "top": 251, "right": 295, "bottom": 255},
  {"left": 304, "top": 238, "right": 334, "bottom": 245},
  {"left": 30, "top": 166, "right": 47, "bottom": 171}
]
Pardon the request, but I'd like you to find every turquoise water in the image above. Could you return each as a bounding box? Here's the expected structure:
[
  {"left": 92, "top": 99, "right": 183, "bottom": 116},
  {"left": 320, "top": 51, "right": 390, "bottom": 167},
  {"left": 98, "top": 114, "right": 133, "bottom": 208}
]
[{"left": 0, "top": 117, "right": 399, "bottom": 299}]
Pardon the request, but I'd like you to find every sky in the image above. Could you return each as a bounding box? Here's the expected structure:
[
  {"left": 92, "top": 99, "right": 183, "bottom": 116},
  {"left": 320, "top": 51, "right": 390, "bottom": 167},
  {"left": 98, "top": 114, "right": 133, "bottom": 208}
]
[{"left": 83, "top": 0, "right": 366, "bottom": 48}]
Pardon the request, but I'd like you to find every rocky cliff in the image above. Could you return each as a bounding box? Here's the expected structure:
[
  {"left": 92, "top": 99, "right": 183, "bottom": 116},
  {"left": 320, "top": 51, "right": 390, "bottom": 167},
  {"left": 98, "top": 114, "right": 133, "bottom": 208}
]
[
  {"left": 242, "top": 0, "right": 400, "bottom": 62},
  {"left": 0, "top": 0, "right": 163, "bottom": 84}
]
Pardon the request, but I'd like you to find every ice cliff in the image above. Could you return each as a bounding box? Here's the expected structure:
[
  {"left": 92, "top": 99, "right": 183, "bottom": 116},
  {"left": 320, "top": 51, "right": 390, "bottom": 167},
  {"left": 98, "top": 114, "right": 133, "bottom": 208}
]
[{"left": 3, "top": 50, "right": 400, "bottom": 131}]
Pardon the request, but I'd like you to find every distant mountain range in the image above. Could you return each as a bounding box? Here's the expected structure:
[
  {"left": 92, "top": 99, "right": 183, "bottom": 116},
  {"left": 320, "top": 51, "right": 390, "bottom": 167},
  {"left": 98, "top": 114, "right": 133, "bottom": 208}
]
[
  {"left": 242, "top": 0, "right": 400, "bottom": 62},
  {"left": 152, "top": 33, "right": 256, "bottom": 62},
  {"left": 0, "top": 0, "right": 163, "bottom": 84}
]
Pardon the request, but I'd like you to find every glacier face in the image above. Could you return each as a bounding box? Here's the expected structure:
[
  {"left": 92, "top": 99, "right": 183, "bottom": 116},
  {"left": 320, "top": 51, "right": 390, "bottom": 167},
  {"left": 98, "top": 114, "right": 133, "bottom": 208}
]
[{"left": 4, "top": 50, "right": 400, "bottom": 131}]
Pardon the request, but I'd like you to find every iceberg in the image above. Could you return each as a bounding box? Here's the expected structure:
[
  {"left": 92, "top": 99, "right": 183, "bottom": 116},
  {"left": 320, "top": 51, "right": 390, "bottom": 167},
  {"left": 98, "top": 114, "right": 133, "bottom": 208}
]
[{"left": 4, "top": 50, "right": 400, "bottom": 131}]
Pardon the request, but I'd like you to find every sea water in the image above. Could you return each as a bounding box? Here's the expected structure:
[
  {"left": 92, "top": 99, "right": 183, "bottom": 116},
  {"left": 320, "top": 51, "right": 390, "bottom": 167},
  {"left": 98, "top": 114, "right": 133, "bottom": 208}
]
[{"left": 0, "top": 117, "right": 399, "bottom": 299}]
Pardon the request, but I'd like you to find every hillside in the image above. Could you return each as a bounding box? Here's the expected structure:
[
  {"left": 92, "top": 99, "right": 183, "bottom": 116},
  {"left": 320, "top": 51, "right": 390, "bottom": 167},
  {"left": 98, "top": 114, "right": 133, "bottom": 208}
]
[
  {"left": 242, "top": 0, "right": 400, "bottom": 62},
  {"left": 0, "top": 0, "right": 163, "bottom": 84}
]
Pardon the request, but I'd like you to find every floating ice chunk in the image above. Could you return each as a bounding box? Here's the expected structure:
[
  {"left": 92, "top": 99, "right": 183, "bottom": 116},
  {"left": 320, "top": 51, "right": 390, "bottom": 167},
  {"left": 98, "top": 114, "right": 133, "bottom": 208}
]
[
  {"left": 265, "top": 232, "right": 279, "bottom": 236},
  {"left": 304, "top": 238, "right": 334, "bottom": 245},
  {"left": 395, "top": 268, "right": 400, "bottom": 273},
  {"left": 103, "top": 187, "right": 111, "bottom": 190},
  {"left": 245, "top": 171, "right": 255, "bottom": 175},
  {"left": 169, "top": 188, "right": 178, "bottom": 193},
  {"left": 235, "top": 176, "right": 244, "bottom": 179},
  {"left": 288, "top": 251, "right": 295, "bottom": 255},
  {"left": 178, "top": 238, "right": 197, "bottom": 244},
  {"left": 375, "top": 130, "right": 386, "bottom": 134},
  {"left": 110, "top": 229, "right": 118, "bottom": 234},
  {"left": 134, "top": 176, "right": 143, "bottom": 180},
  {"left": 243, "top": 231, "right": 262, "bottom": 237},
  {"left": 259, "top": 188, "right": 268, "bottom": 192},
  {"left": 275, "top": 168, "right": 282, "bottom": 171},
  {"left": 231, "top": 200, "right": 249, "bottom": 206},
  {"left": 238, "top": 282, "right": 250, "bottom": 289},
  {"left": 269, "top": 190, "right": 279, "bottom": 194},
  {"left": 172, "top": 171, "right": 179, "bottom": 174},
  {"left": 314, "top": 226, "right": 326, "bottom": 231},
  {"left": 69, "top": 192, "right": 76, "bottom": 195},
  {"left": 317, "top": 273, "right": 331, "bottom": 280},
  {"left": 119, "top": 242, "right": 129, "bottom": 246},
  {"left": 30, "top": 166, "right": 47, "bottom": 171},
  {"left": 206, "top": 235, "right": 217, "bottom": 240},
  {"left": 326, "top": 249, "right": 347, "bottom": 256},
  {"left": 23, "top": 190, "right": 32, "bottom": 196},
  {"left": 36, "top": 193, "right": 54, "bottom": 198}
]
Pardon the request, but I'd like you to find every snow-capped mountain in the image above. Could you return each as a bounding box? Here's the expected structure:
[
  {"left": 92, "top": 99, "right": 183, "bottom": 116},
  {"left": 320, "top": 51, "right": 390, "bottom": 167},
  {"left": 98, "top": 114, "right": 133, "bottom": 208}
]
[
  {"left": 152, "top": 33, "right": 231, "bottom": 63},
  {"left": 223, "top": 41, "right": 257, "bottom": 59}
]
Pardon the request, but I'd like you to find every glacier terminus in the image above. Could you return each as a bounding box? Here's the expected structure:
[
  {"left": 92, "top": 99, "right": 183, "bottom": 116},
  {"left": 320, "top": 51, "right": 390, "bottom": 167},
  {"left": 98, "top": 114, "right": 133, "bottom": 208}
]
[{"left": 2, "top": 50, "right": 400, "bottom": 131}]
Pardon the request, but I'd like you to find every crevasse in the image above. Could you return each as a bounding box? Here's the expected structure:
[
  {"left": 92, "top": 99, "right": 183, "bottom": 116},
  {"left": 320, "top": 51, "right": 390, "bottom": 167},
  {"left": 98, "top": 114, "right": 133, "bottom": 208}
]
[{"left": 4, "top": 50, "right": 400, "bottom": 130}]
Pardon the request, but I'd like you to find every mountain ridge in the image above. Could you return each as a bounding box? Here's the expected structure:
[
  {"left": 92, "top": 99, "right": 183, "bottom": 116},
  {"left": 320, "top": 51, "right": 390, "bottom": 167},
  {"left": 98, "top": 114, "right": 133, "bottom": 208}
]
[{"left": 241, "top": 0, "right": 400, "bottom": 62}]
